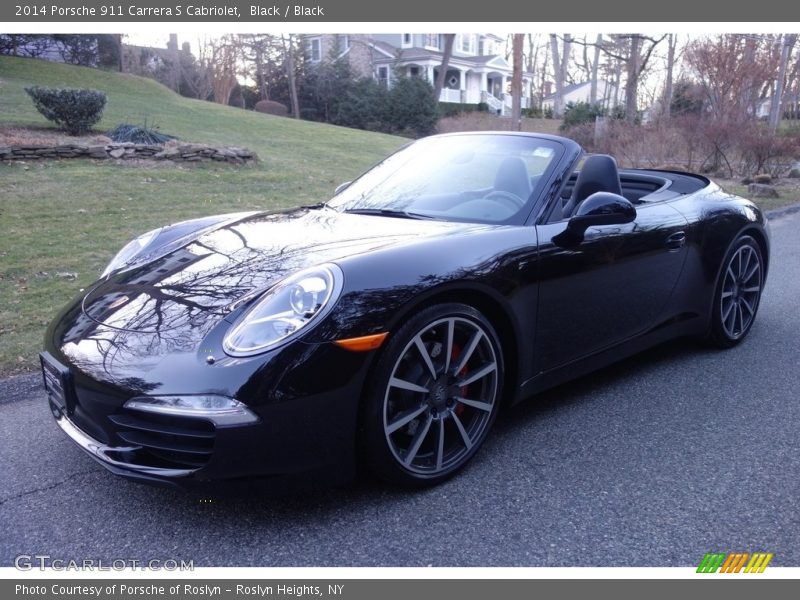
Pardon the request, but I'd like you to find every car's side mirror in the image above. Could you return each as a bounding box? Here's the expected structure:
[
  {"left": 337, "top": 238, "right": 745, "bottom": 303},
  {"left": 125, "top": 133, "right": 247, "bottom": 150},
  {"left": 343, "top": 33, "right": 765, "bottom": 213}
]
[
  {"left": 554, "top": 192, "right": 636, "bottom": 248},
  {"left": 334, "top": 181, "right": 352, "bottom": 195}
]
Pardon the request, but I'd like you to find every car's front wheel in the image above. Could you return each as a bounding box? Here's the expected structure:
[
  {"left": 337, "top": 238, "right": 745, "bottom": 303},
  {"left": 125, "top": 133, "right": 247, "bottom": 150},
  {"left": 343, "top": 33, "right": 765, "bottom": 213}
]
[
  {"left": 362, "top": 303, "right": 504, "bottom": 487},
  {"left": 708, "top": 234, "right": 764, "bottom": 348}
]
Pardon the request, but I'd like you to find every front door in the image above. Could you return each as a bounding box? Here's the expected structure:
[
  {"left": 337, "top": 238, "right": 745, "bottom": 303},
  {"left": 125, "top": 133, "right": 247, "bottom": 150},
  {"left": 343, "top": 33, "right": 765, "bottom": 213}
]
[{"left": 533, "top": 203, "right": 689, "bottom": 372}]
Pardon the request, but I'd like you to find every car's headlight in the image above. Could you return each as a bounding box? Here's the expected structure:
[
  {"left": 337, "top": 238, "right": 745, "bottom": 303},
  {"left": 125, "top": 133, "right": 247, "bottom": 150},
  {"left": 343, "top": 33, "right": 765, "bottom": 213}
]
[
  {"left": 223, "top": 264, "right": 343, "bottom": 356},
  {"left": 100, "top": 228, "right": 161, "bottom": 278}
]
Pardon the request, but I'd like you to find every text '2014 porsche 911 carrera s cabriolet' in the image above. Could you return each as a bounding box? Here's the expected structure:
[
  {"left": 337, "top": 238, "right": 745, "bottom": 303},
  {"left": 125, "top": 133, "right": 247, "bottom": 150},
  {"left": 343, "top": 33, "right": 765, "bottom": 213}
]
[{"left": 41, "top": 132, "right": 769, "bottom": 489}]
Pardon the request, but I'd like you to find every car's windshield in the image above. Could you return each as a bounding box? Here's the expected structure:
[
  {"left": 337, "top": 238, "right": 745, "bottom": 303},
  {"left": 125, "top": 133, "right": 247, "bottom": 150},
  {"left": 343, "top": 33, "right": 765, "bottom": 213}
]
[{"left": 328, "top": 134, "right": 563, "bottom": 224}]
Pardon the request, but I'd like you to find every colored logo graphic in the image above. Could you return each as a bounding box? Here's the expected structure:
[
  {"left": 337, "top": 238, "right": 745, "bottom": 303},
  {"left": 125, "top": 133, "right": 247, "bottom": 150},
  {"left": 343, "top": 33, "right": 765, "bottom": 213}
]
[{"left": 697, "top": 552, "right": 773, "bottom": 573}]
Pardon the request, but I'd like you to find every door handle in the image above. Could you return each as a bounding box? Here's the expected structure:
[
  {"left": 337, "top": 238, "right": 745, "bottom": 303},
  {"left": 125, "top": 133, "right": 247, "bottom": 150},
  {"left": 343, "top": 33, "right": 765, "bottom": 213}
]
[{"left": 666, "top": 231, "right": 686, "bottom": 250}]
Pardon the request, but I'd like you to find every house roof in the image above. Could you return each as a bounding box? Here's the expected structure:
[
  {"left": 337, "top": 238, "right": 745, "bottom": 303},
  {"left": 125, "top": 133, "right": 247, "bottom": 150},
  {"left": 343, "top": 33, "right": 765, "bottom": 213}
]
[
  {"left": 540, "top": 81, "right": 619, "bottom": 102},
  {"left": 374, "top": 47, "right": 527, "bottom": 74},
  {"left": 369, "top": 40, "right": 397, "bottom": 58},
  {"left": 542, "top": 81, "right": 590, "bottom": 101}
]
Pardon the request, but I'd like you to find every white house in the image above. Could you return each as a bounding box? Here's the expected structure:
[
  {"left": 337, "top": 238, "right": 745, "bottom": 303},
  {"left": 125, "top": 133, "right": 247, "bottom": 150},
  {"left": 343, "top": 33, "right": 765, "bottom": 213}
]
[
  {"left": 541, "top": 80, "right": 619, "bottom": 112},
  {"left": 303, "top": 33, "right": 533, "bottom": 115}
]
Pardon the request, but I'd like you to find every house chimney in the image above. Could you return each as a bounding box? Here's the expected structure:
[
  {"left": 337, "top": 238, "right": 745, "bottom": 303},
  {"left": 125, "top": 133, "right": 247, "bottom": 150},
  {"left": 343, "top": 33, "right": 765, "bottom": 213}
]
[
  {"left": 543, "top": 81, "right": 553, "bottom": 97},
  {"left": 167, "top": 34, "right": 178, "bottom": 51}
]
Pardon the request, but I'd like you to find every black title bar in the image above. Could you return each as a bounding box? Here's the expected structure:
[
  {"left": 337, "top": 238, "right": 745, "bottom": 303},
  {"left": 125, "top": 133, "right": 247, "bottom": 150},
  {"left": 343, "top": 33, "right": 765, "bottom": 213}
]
[{"left": 3, "top": 0, "right": 800, "bottom": 22}]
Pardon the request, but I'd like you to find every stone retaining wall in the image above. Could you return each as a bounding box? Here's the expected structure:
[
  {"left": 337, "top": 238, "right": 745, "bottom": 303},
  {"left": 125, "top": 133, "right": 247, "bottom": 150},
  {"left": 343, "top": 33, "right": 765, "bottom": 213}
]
[{"left": 0, "top": 142, "right": 257, "bottom": 163}]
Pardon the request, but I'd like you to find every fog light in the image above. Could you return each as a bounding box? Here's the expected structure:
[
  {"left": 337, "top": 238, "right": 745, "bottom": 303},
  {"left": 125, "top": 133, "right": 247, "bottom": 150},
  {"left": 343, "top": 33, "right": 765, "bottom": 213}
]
[{"left": 124, "top": 395, "right": 259, "bottom": 427}]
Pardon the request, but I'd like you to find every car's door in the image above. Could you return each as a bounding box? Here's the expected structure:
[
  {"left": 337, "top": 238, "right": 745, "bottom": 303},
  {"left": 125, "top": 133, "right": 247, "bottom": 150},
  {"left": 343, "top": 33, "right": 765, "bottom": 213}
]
[{"left": 533, "top": 202, "right": 689, "bottom": 372}]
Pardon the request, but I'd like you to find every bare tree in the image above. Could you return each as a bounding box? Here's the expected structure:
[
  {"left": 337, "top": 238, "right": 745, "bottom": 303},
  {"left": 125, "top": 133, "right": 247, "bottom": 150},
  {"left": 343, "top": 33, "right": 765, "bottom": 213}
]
[
  {"left": 549, "top": 34, "right": 572, "bottom": 117},
  {"left": 769, "top": 33, "right": 798, "bottom": 134},
  {"left": 281, "top": 34, "right": 300, "bottom": 119},
  {"left": 200, "top": 35, "right": 240, "bottom": 105},
  {"left": 434, "top": 34, "right": 456, "bottom": 103},
  {"left": 511, "top": 34, "right": 524, "bottom": 129},
  {"left": 590, "top": 34, "right": 602, "bottom": 104},
  {"left": 662, "top": 34, "right": 677, "bottom": 120}
]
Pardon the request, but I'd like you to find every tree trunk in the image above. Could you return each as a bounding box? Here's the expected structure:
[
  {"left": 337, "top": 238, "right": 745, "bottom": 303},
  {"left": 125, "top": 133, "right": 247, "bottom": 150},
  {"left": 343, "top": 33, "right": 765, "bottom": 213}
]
[
  {"left": 663, "top": 34, "right": 676, "bottom": 120},
  {"left": 434, "top": 34, "right": 456, "bottom": 103},
  {"left": 769, "top": 33, "right": 797, "bottom": 134},
  {"left": 624, "top": 35, "right": 641, "bottom": 123},
  {"left": 590, "top": 34, "right": 601, "bottom": 104},
  {"left": 282, "top": 34, "right": 300, "bottom": 119},
  {"left": 511, "top": 34, "right": 524, "bottom": 129},
  {"left": 550, "top": 34, "right": 571, "bottom": 118}
]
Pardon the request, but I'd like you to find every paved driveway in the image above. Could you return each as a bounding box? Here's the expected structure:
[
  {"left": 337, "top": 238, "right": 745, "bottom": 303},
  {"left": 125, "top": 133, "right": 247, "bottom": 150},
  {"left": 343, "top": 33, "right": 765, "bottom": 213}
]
[{"left": 2, "top": 211, "right": 799, "bottom": 567}]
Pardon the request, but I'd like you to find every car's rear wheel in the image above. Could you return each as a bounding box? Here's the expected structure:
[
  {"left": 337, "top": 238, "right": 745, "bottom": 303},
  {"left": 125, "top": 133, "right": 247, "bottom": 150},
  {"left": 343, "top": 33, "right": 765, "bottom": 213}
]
[
  {"left": 708, "top": 235, "right": 764, "bottom": 348},
  {"left": 362, "top": 303, "right": 504, "bottom": 487}
]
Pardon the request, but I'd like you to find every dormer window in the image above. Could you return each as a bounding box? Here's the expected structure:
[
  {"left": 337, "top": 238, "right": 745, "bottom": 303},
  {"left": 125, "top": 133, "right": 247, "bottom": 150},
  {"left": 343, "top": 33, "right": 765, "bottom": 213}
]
[
  {"left": 423, "top": 34, "right": 440, "bottom": 50},
  {"left": 460, "top": 34, "right": 475, "bottom": 54},
  {"left": 402, "top": 33, "right": 412, "bottom": 47}
]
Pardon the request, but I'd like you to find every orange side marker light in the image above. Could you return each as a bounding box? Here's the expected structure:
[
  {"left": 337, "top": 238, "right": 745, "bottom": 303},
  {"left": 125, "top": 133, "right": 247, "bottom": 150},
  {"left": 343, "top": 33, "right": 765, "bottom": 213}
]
[{"left": 334, "top": 332, "right": 389, "bottom": 352}]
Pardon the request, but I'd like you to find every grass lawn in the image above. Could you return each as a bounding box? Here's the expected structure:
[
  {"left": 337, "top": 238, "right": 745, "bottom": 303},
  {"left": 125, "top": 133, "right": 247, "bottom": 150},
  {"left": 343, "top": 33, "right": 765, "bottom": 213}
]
[
  {"left": 0, "top": 55, "right": 405, "bottom": 376},
  {"left": 1, "top": 56, "right": 798, "bottom": 377}
]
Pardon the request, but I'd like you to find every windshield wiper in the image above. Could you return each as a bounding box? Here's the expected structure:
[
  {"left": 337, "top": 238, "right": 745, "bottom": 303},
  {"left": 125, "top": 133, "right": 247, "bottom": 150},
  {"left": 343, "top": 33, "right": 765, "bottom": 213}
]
[{"left": 343, "top": 208, "right": 433, "bottom": 220}]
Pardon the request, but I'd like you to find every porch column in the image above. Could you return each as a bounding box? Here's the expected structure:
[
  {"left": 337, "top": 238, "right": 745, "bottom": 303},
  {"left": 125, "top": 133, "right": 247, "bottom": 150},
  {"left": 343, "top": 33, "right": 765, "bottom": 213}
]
[
  {"left": 426, "top": 65, "right": 434, "bottom": 84},
  {"left": 480, "top": 72, "right": 488, "bottom": 93}
]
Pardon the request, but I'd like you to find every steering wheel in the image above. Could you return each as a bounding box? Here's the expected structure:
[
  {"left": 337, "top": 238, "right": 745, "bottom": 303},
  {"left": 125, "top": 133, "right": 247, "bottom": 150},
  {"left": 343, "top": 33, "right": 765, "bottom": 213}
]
[{"left": 484, "top": 190, "right": 525, "bottom": 211}]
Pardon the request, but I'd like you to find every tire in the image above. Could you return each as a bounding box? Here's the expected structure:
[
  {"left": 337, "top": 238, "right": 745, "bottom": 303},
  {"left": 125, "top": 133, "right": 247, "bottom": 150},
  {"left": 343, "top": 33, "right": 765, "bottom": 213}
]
[
  {"left": 707, "top": 235, "right": 764, "bottom": 348},
  {"left": 361, "top": 303, "right": 504, "bottom": 487}
]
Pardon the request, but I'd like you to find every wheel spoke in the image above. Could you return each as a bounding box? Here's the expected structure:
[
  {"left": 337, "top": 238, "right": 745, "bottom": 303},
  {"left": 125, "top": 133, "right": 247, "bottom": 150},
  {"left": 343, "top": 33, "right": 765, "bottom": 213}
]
[
  {"left": 444, "top": 319, "right": 455, "bottom": 373},
  {"left": 740, "top": 296, "right": 755, "bottom": 316},
  {"left": 721, "top": 290, "right": 734, "bottom": 299},
  {"left": 723, "top": 301, "right": 736, "bottom": 333},
  {"left": 743, "top": 262, "right": 760, "bottom": 283},
  {"left": 390, "top": 377, "right": 429, "bottom": 394},
  {"left": 414, "top": 335, "right": 438, "bottom": 379},
  {"left": 386, "top": 404, "right": 428, "bottom": 434},
  {"left": 736, "top": 303, "right": 744, "bottom": 334},
  {"left": 721, "top": 298, "right": 735, "bottom": 323},
  {"left": 436, "top": 418, "right": 445, "bottom": 470},
  {"left": 742, "top": 286, "right": 760, "bottom": 293},
  {"left": 451, "top": 411, "right": 473, "bottom": 450},
  {"left": 454, "top": 396, "right": 493, "bottom": 412},
  {"left": 726, "top": 265, "right": 736, "bottom": 284},
  {"left": 403, "top": 414, "right": 433, "bottom": 466},
  {"left": 458, "top": 362, "right": 497, "bottom": 387},
  {"left": 452, "top": 329, "right": 483, "bottom": 374}
]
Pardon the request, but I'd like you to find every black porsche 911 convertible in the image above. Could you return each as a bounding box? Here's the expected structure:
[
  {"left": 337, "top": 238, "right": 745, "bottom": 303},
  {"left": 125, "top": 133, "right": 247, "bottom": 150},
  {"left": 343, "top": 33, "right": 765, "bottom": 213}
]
[{"left": 41, "top": 132, "right": 769, "bottom": 488}]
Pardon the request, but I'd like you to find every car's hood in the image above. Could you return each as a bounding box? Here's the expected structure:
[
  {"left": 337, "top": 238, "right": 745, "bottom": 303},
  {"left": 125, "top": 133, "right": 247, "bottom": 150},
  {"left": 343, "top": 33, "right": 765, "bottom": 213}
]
[{"left": 79, "top": 207, "right": 478, "bottom": 335}]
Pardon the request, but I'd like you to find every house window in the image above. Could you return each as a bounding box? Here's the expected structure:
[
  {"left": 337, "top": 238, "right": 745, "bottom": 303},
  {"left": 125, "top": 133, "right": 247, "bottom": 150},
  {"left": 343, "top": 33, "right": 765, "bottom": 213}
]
[
  {"left": 460, "top": 34, "right": 475, "bottom": 55},
  {"left": 409, "top": 66, "right": 420, "bottom": 77},
  {"left": 377, "top": 66, "right": 389, "bottom": 88},
  {"left": 402, "top": 33, "right": 412, "bottom": 47},
  {"left": 423, "top": 34, "right": 440, "bottom": 49},
  {"left": 308, "top": 37, "right": 321, "bottom": 62},
  {"left": 339, "top": 35, "right": 350, "bottom": 51}
]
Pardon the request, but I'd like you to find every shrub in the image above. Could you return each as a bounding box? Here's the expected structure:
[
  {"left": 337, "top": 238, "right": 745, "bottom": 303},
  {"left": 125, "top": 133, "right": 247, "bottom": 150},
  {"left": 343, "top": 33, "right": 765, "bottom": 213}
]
[
  {"left": 753, "top": 173, "right": 772, "bottom": 184},
  {"left": 107, "top": 121, "right": 177, "bottom": 144},
  {"left": 561, "top": 101, "right": 606, "bottom": 131},
  {"left": 25, "top": 86, "right": 106, "bottom": 135},
  {"left": 523, "top": 107, "right": 544, "bottom": 119},
  {"left": 386, "top": 77, "right": 438, "bottom": 137},
  {"left": 254, "top": 99, "right": 289, "bottom": 117},
  {"left": 437, "top": 102, "right": 489, "bottom": 118},
  {"left": 333, "top": 78, "right": 390, "bottom": 132}
]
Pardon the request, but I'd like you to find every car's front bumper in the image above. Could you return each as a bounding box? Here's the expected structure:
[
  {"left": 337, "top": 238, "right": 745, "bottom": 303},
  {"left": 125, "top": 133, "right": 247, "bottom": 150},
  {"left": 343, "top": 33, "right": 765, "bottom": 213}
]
[{"left": 41, "top": 340, "right": 372, "bottom": 489}]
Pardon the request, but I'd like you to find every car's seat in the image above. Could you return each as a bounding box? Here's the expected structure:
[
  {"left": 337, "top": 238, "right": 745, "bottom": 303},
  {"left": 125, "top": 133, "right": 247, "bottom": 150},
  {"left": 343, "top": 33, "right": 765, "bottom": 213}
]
[
  {"left": 494, "top": 156, "right": 531, "bottom": 202},
  {"left": 562, "top": 155, "right": 622, "bottom": 217}
]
